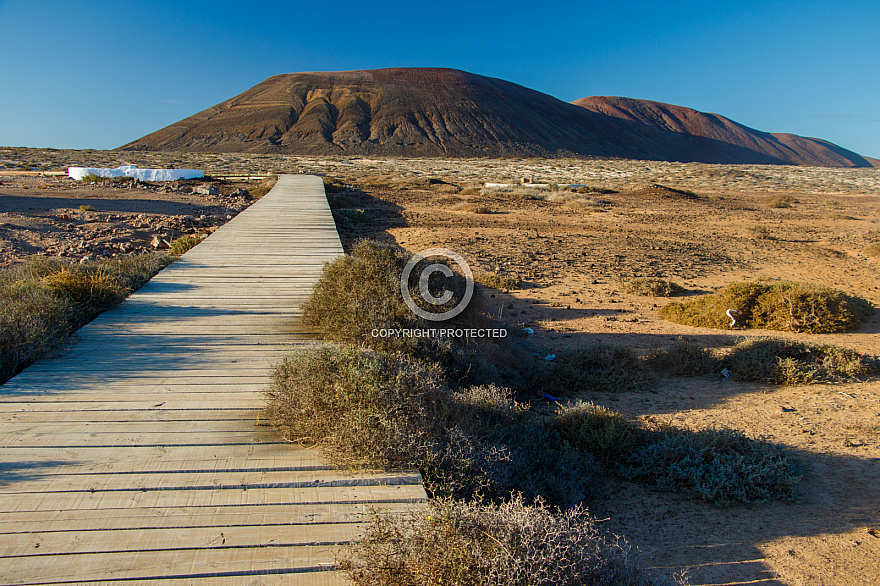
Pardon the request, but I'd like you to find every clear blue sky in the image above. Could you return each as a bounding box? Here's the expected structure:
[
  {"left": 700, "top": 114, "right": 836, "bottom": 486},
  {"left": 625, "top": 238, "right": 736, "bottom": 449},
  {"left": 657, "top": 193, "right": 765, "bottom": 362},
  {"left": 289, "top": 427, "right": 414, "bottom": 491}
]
[{"left": 1, "top": 0, "right": 878, "bottom": 158}]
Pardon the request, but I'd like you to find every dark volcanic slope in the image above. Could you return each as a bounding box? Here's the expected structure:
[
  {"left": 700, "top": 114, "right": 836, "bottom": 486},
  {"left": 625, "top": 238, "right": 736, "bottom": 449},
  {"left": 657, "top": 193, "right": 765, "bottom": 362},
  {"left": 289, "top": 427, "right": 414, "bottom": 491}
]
[
  {"left": 573, "top": 96, "right": 877, "bottom": 167},
  {"left": 123, "top": 68, "right": 873, "bottom": 166}
]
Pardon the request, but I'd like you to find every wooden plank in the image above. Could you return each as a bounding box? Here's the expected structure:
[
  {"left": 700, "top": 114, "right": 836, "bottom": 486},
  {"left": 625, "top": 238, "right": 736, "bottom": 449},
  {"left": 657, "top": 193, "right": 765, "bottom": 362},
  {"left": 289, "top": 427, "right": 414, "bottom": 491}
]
[{"left": 0, "top": 175, "right": 424, "bottom": 585}]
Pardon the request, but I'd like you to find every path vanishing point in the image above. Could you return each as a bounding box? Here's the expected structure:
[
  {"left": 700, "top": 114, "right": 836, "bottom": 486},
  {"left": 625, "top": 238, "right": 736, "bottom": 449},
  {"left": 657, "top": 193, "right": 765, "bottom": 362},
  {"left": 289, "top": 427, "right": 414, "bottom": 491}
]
[{"left": 0, "top": 175, "right": 427, "bottom": 585}]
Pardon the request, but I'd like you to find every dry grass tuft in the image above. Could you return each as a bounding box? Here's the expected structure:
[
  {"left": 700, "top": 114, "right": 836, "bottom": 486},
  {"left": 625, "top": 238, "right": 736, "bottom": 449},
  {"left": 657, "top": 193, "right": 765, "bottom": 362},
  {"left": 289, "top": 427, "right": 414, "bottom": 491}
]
[
  {"left": 746, "top": 224, "right": 774, "bottom": 239},
  {"left": 863, "top": 243, "right": 880, "bottom": 257},
  {"left": 249, "top": 174, "right": 278, "bottom": 199},
  {"left": 659, "top": 280, "right": 873, "bottom": 333}
]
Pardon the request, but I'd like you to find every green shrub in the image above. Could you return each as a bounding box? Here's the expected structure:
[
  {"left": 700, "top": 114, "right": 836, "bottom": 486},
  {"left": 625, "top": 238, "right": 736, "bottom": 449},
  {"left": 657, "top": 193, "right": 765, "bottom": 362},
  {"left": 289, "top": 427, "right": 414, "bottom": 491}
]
[
  {"left": 647, "top": 341, "right": 720, "bottom": 376},
  {"left": 623, "top": 277, "right": 683, "bottom": 297},
  {"left": 0, "top": 254, "right": 172, "bottom": 383},
  {"left": 659, "top": 280, "right": 874, "bottom": 333},
  {"left": 727, "top": 338, "right": 877, "bottom": 385},
  {"left": 543, "top": 343, "right": 656, "bottom": 395},
  {"left": 339, "top": 496, "right": 670, "bottom": 586},
  {"left": 620, "top": 427, "right": 803, "bottom": 505},
  {"left": 169, "top": 235, "right": 201, "bottom": 255}
]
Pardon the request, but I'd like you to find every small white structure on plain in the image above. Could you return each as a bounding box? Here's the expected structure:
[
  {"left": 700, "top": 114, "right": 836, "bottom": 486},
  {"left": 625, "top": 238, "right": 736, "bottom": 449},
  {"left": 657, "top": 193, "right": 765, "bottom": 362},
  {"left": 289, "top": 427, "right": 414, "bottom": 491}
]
[
  {"left": 726, "top": 309, "right": 741, "bottom": 327},
  {"left": 68, "top": 165, "right": 204, "bottom": 181}
]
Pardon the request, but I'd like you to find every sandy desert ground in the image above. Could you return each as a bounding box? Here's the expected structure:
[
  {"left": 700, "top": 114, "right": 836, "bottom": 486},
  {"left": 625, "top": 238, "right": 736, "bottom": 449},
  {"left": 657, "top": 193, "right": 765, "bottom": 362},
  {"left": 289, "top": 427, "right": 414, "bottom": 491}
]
[{"left": 2, "top": 148, "right": 879, "bottom": 585}]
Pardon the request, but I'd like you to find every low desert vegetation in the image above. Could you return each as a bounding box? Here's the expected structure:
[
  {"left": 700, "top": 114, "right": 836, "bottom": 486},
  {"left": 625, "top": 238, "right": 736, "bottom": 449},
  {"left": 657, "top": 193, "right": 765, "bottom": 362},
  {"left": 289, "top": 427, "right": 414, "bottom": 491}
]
[
  {"left": 169, "top": 235, "right": 201, "bottom": 255},
  {"left": 764, "top": 193, "right": 799, "bottom": 208},
  {"left": 746, "top": 224, "right": 774, "bottom": 239},
  {"left": 302, "top": 239, "right": 527, "bottom": 389},
  {"left": 264, "top": 344, "right": 596, "bottom": 504},
  {"left": 726, "top": 338, "right": 877, "bottom": 385},
  {"left": 659, "top": 280, "right": 874, "bottom": 333},
  {"left": 473, "top": 270, "right": 520, "bottom": 291},
  {"left": 266, "top": 238, "right": 816, "bottom": 581},
  {"left": 863, "top": 242, "right": 880, "bottom": 257},
  {"left": 542, "top": 343, "right": 657, "bottom": 395},
  {"left": 78, "top": 204, "right": 96, "bottom": 212},
  {"left": 248, "top": 174, "right": 278, "bottom": 199},
  {"left": 555, "top": 402, "right": 803, "bottom": 505},
  {"left": 649, "top": 338, "right": 877, "bottom": 384},
  {"left": 647, "top": 341, "right": 720, "bottom": 376},
  {"left": 0, "top": 253, "right": 172, "bottom": 383},
  {"left": 451, "top": 202, "right": 492, "bottom": 214},
  {"left": 623, "top": 277, "right": 683, "bottom": 297},
  {"left": 339, "top": 496, "right": 671, "bottom": 586}
]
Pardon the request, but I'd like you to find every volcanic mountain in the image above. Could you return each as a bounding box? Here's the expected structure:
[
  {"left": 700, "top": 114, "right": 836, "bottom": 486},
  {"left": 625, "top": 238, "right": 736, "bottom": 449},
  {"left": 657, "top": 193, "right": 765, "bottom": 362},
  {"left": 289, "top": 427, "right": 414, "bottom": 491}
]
[
  {"left": 122, "top": 68, "right": 875, "bottom": 167},
  {"left": 571, "top": 96, "right": 877, "bottom": 167}
]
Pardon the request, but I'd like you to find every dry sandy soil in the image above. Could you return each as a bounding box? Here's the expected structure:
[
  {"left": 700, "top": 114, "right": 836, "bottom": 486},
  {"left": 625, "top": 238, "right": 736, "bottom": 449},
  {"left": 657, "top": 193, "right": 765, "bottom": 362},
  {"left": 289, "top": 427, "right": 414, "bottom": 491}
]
[
  {"left": 324, "top": 169, "right": 880, "bottom": 586},
  {"left": 2, "top": 149, "right": 879, "bottom": 585}
]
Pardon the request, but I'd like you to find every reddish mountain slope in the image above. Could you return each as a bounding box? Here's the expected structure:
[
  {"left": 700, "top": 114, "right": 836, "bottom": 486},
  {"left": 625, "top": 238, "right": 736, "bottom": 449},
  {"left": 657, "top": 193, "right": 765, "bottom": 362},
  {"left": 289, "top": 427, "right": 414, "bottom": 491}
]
[
  {"left": 121, "top": 68, "right": 875, "bottom": 167},
  {"left": 572, "top": 96, "right": 877, "bottom": 167}
]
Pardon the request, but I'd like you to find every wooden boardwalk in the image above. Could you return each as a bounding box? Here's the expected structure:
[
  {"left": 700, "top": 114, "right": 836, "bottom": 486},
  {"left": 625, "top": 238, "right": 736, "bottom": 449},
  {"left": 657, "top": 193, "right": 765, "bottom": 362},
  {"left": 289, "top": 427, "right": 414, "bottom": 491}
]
[{"left": 0, "top": 175, "right": 427, "bottom": 585}]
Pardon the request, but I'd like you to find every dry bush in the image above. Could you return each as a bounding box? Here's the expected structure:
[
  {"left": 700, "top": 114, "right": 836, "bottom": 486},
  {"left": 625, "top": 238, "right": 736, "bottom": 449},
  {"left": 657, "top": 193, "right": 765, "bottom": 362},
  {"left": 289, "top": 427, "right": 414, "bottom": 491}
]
[
  {"left": 303, "top": 240, "right": 417, "bottom": 346},
  {"left": 264, "top": 345, "right": 595, "bottom": 503},
  {"left": 302, "top": 239, "right": 529, "bottom": 390},
  {"left": 0, "top": 254, "right": 171, "bottom": 383},
  {"left": 339, "top": 496, "right": 670, "bottom": 586},
  {"left": 764, "top": 193, "right": 799, "bottom": 208},
  {"left": 727, "top": 338, "right": 877, "bottom": 385},
  {"left": 481, "top": 184, "right": 548, "bottom": 199},
  {"left": 264, "top": 345, "right": 448, "bottom": 469},
  {"left": 473, "top": 270, "right": 520, "bottom": 290},
  {"left": 863, "top": 243, "right": 880, "bottom": 257},
  {"left": 78, "top": 204, "right": 95, "bottom": 212},
  {"left": 543, "top": 343, "right": 656, "bottom": 395},
  {"left": 659, "top": 280, "right": 874, "bottom": 333},
  {"left": 623, "top": 277, "right": 683, "bottom": 297},
  {"left": 647, "top": 341, "right": 720, "bottom": 376},
  {"left": 746, "top": 224, "right": 773, "bottom": 239},
  {"left": 554, "top": 402, "right": 646, "bottom": 465},
  {"left": 451, "top": 202, "right": 492, "bottom": 214}
]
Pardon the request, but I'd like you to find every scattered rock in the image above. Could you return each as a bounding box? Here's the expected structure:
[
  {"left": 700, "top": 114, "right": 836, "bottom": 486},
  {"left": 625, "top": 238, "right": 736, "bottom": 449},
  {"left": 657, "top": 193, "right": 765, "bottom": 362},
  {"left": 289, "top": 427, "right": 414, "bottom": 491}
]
[
  {"left": 150, "top": 235, "right": 170, "bottom": 250},
  {"left": 193, "top": 185, "right": 220, "bottom": 196}
]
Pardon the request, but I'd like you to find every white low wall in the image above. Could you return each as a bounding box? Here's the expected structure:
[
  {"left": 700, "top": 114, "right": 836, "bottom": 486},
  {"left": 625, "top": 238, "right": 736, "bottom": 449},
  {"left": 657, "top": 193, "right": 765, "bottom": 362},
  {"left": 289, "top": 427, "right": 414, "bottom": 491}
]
[{"left": 68, "top": 165, "right": 204, "bottom": 181}]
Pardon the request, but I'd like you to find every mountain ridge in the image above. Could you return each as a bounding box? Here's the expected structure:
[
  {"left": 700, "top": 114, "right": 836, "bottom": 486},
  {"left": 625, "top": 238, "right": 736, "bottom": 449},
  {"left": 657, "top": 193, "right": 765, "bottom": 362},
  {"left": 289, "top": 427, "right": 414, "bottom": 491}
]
[{"left": 122, "top": 68, "right": 876, "bottom": 167}]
